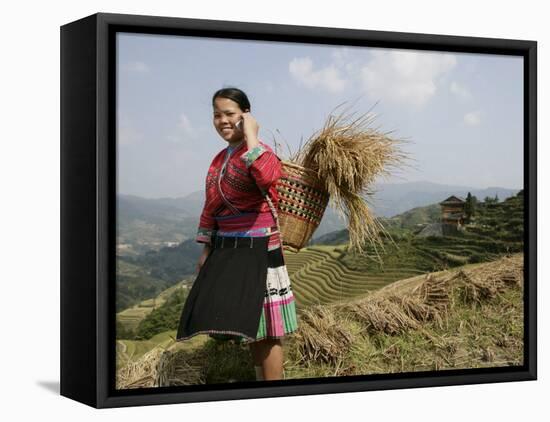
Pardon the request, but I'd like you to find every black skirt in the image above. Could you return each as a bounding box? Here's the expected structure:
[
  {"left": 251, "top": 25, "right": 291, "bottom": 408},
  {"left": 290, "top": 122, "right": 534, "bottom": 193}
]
[{"left": 176, "top": 235, "right": 277, "bottom": 344}]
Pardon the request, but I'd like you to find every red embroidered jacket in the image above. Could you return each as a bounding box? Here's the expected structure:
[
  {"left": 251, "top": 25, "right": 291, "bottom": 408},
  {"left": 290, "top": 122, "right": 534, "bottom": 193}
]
[{"left": 196, "top": 139, "right": 282, "bottom": 247}]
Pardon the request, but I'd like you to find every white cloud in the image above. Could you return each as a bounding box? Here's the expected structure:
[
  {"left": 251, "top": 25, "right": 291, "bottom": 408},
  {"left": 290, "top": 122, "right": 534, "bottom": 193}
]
[
  {"left": 464, "top": 110, "right": 482, "bottom": 126},
  {"left": 121, "top": 61, "right": 150, "bottom": 73},
  {"left": 289, "top": 57, "right": 347, "bottom": 94},
  {"left": 288, "top": 49, "right": 459, "bottom": 107},
  {"left": 359, "top": 50, "right": 457, "bottom": 108},
  {"left": 450, "top": 81, "right": 473, "bottom": 100}
]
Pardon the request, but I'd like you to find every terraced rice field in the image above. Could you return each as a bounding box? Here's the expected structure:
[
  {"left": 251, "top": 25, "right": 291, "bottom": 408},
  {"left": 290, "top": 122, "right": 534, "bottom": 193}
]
[
  {"left": 285, "top": 218, "right": 523, "bottom": 308},
  {"left": 284, "top": 245, "right": 426, "bottom": 307}
]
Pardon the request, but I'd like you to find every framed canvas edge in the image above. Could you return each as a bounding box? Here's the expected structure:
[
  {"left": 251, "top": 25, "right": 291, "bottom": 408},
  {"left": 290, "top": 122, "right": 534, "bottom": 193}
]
[
  {"left": 73, "top": 11, "right": 538, "bottom": 409},
  {"left": 60, "top": 13, "right": 99, "bottom": 408}
]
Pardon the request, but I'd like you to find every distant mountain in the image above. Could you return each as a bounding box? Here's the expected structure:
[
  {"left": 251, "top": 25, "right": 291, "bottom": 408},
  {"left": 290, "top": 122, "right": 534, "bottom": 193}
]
[
  {"left": 117, "top": 191, "right": 204, "bottom": 255},
  {"left": 151, "top": 190, "right": 205, "bottom": 217}
]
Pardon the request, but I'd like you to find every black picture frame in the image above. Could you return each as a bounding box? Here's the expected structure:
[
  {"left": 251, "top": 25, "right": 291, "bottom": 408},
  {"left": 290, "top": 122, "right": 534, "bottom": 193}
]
[{"left": 60, "top": 12, "right": 537, "bottom": 408}]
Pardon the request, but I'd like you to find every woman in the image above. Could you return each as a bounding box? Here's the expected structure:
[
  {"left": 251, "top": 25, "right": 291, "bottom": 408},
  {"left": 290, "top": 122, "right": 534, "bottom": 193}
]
[{"left": 176, "top": 87, "right": 299, "bottom": 382}]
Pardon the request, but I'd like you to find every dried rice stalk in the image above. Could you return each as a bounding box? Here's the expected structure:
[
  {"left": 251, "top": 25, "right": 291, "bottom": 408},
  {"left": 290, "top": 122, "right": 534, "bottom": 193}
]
[
  {"left": 292, "top": 101, "right": 410, "bottom": 255},
  {"left": 451, "top": 254, "right": 524, "bottom": 306},
  {"left": 157, "top": 349, "right": 206, "bottom": 387},
  {"left": 293, "top": 305, "right": 354, "bottom": 365},
  {"left": 116, "top": 346, "right": 166, "bottom": 389},
  {"left": 338, "top": 254, "right": 524, "bottom": 337},
  {"left": 116, "top": 344, "right": 206, "bottom": 389},
  {"left": 343, "top": 296, "right": 421, "bottom": 335}
]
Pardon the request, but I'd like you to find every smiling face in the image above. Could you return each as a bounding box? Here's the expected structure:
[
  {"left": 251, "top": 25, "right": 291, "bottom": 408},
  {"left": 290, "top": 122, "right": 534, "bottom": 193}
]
[{"left": 213, "top": 97, "right": 247, "bottom": 143}]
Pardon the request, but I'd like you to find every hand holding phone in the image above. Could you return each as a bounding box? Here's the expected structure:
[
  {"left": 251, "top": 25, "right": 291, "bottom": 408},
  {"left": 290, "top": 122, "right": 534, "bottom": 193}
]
[
  {"left": 236, "top": 109, "right": 250, "bottom": 132},
  {"left": 239, "top": 111, "right": 259, "bottom": 146}
]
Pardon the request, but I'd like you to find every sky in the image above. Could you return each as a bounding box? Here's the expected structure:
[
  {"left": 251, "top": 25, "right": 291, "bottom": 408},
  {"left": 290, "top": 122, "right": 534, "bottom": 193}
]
[{"left": 116, "top": 32, "right": 524, "bottom": 199}]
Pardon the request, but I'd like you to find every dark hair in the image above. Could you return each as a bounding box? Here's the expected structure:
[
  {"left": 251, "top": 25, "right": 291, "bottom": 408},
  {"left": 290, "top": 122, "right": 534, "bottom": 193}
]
[{"left": 212, "top": 87, "right": 251, "bottom": 112}]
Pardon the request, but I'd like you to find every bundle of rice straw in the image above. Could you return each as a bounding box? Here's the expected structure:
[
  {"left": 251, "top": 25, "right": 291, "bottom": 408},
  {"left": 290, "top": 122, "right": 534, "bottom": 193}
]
[{"left": 283, "top": 101, "right": 410, "bottom": 256}]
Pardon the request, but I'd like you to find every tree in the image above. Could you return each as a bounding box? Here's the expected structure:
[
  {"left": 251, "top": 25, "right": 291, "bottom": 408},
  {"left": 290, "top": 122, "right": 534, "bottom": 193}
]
[{"left": 464, "top": 192, "right": 474, "bottom": 223}]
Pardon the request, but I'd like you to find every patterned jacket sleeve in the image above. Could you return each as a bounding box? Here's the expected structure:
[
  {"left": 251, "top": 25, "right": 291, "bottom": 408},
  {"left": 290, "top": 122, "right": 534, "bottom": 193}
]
[
  {"left": 196, "top": 203, "right": 218, "bottom": 245},
  {"left": 239, "top": 142, "right": 282, "bottom": 194},
  {"left": 196, "top": 161, "right": 219, "bottom": 244}
]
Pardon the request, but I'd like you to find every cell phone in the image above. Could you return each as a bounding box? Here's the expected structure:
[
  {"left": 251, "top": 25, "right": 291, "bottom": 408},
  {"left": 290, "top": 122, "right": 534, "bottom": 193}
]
[{"left": 235, "top": 119, "right": 243, "bottom": 131}]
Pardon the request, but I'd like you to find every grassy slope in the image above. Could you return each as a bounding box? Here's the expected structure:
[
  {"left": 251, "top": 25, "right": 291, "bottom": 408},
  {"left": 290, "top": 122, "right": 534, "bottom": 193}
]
[{"left": 282, "top": 253, "right": 524, "bottom": 380}]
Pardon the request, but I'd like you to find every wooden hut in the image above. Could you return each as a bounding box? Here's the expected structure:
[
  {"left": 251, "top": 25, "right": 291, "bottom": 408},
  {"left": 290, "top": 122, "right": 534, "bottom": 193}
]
[{"left": 439, "top": 195, "right": 466, "bottom": 234}]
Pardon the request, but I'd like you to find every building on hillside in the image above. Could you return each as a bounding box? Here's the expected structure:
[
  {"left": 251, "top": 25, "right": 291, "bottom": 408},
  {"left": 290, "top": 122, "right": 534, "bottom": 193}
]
[{"left": 439, "top": 195, "right": 466, "bottom": 234}]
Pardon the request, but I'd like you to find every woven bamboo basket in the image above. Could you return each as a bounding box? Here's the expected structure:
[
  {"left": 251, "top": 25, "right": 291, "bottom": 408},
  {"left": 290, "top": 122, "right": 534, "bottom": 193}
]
[{"left": 275, "top": 160, "right": 330, "bottom": 252}]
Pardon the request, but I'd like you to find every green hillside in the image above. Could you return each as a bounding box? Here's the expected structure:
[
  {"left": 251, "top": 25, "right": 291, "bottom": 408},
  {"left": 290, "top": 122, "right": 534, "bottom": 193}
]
[
  {"left": 386, "top": 203, "right": 441, "bottom": 231},
  {"left": 116, "top": 280, "right": 190, "bottom": 336},
  {"left": 116, "top": 238, "right": 202, "bottom": 311},
  {"left": 467, "top": 190, "right": 524, "bottom": 241},
  {"left": 120, "top": 237, "right": 202, "bottom": 283},
  {"left": 116, "top": 259, "right": 172, "bottom": 312}
]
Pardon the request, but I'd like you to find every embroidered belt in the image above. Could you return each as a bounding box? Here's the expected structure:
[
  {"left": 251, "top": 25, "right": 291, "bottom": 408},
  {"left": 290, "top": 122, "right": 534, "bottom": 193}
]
[
  {"left": 214, "top": 211, "right": 275, "bottom": 233},
  {"left": 212, "top": 235, "right": 267, "bottom": 249}
]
